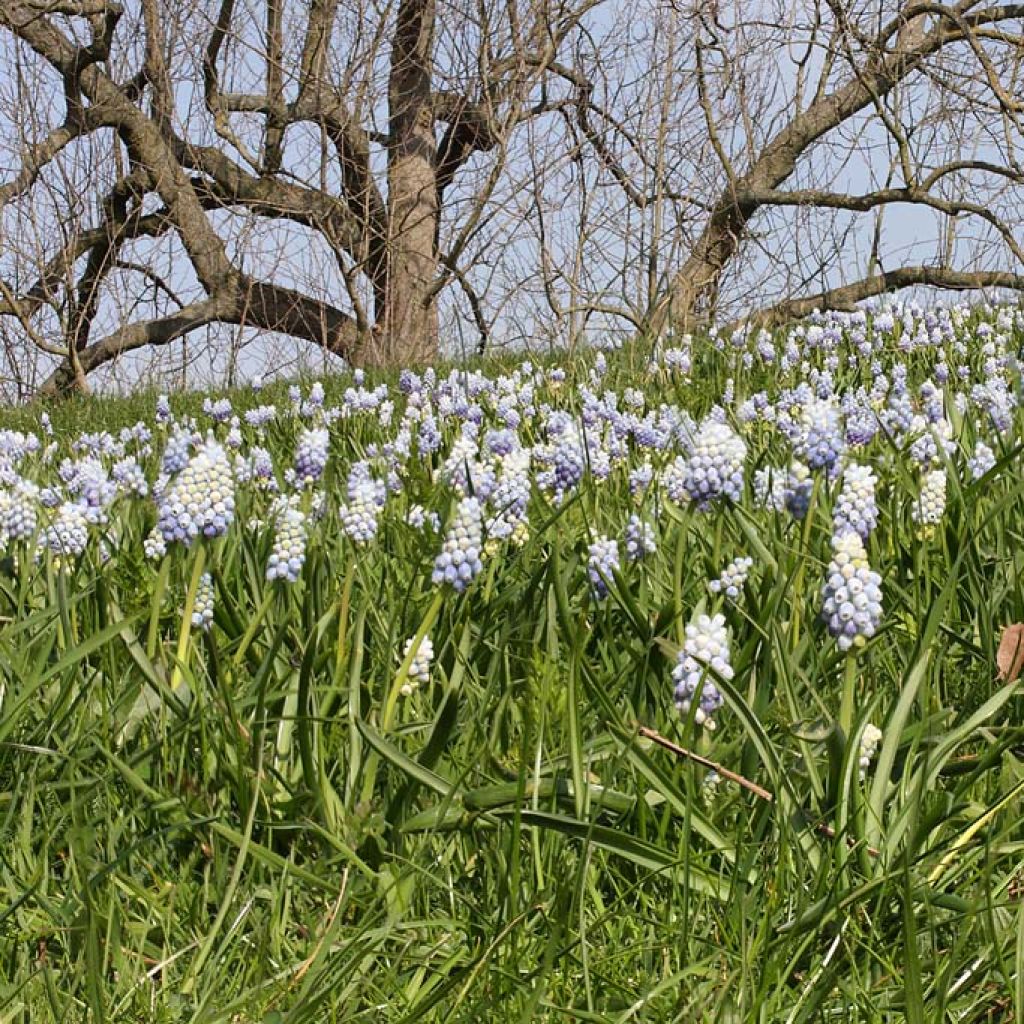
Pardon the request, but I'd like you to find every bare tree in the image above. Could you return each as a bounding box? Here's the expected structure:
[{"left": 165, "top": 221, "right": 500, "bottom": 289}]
[
  {"left": 0, "top": 0, "right": 603, "bottom": 393},
  {"left": 1, "top": 0, "right": 1023, "bottom": 398},
  {"left": 648, "top": 0, "right": 1024, "bottom": 333}
]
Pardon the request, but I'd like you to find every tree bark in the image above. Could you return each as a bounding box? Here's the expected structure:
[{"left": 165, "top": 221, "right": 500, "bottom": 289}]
[{"left": 375, "top": 0, "right": 440, "bottom": 367}]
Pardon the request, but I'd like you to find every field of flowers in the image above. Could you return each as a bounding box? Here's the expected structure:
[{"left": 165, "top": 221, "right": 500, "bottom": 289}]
[{"left": 2, "top": 302, "right": 1024, "bottom": 1021}]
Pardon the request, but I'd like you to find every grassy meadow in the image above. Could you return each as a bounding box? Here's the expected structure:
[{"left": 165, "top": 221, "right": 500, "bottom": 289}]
[{"left": 2, "top": 305, "right": 1024, "bottom": 1021}]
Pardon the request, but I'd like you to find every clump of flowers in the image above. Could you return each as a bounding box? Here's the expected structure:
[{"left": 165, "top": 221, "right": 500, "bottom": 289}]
[
  {"left": 968, "top": 440, "right": 996, "bottom": 480},
  {"left": 191, "top": 572, "right": 215, "bottom": 630},
  {"left": 624, "top": 514, "right": 656, "bottom": 562},
  {"left": 912, "top": 468, "right": 947, "bottom": 538},
  {"left": 784, "top": 461, "right": 813, "bottom": 520},
  {"left": 293, "top": 427, "right": 330, "bottom": 486},
  {"left": 859, "top": 722, "right": 883, "bottom": 779},
  {"left": 41, "top": 501, "right": 89, "bottom": 562},
  {"left": 709, "top": 556, "right": 753, "bottom": 599},
  {"left": 672, "top": 612, "right": 732, "bottom": 730},
  {"left": 821, "top": 532, "right": 883, "bottom": 652},
  {"left": 157, "top": 436, "right": 235, "bottom": 546},
  {"left": 143, "top": 527, "right": 167, "bottom": 560},
  {"left": 587, "top": 536, "right": 620, "bottom": 599},
  {"left": 675, "top": 418, "right": 746, "bottom": 508},
  {"left": 266, "top": 505, "right": 308, "bottom": 583},
  {"left": 432, "top": 496, "right": 484, "bottom": 592},
  {"left": 401, "top": 635, "right": 434, "bottom": 696},
  {"left": 832, "top": 463, "right": 878, "bottom": 540}
]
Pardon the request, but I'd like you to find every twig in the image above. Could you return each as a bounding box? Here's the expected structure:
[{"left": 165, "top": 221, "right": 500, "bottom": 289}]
[{"left": 635, "top": 724, "right": 880, "bottom": 857}]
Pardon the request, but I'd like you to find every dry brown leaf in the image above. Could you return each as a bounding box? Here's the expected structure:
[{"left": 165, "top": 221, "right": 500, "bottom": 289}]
[{"left": 997, "top": 623, "right": 1024, "bottom": 682}]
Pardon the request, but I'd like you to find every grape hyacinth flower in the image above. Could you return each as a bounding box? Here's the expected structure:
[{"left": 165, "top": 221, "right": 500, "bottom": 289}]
[
  {"left": 624, "top": 514, "right": 656, "bottom": 562},
  {"left": 294, "top": 427, "right": 330, "bottom": 486},
  {"left": 161, "top": 428, "right": 194, "bottom": 475},
  {"left": 340, "top": 480, "right": 383, "bottom": 545},
  {"left": 968, "top": 440, "right": 996, "bottom": 480},
  {"left": 753, "top": 466, "right": 787, "bottom": 512},
  {"left": 629, "top": 461, "right": 654, "bottom": 498},
  {"left": 143, "top": 527, "right": 167, "bottom": 561},
  {"left": 432, "top": 496, "right": 484, "bottom": 592},
  {"left": 485, "top": 449, "right": 531, "bottom": 542},
  {"left": 709, "top": 556, "right": 753, "bottom": 599},
  {"left": 41, "top": 501, "right": 89, "bottom": 562},
  {"left": 784, "top": 462, "right": 813, "bottom": 520},
  {"left": 832, "top": 463, "right": 878, "bottom": 540},
  {"left": 157, "top": 436, "right": 235, "bottom": 546},
  {"left": 407, "top": 504, "right": 440, "bottom": 531},
  {"left": 401, "top": 635, "right": 434, "bottom": 696},
  {"left": 191, "top": 572, "right": 215, "bottom": 631},
  {"left": 794, "top": 398, "right": 845, "bottom": 474},
  {"left": 912, "top": 468, "right": 947, "bottom": 537},
  {"left": 821, "top": 532, "right": 883, "bottom": 652},
  {"left": 0, "top": 479, "right": 38, "bottom": 544},
  {"left": 672, "top": 613, "right": 732, "bottom": 730},
  {"left": 675, "top": 418, "right": 747, "bottom": 508},
  {"left": 266, "top": 506, "right": 308, "bottom": 582},
  {"left": 858, "top": 723, "right": 883, "bottom": 779},
  {"left": 587, "top": 536, "right": 620, "bottom": 599}
]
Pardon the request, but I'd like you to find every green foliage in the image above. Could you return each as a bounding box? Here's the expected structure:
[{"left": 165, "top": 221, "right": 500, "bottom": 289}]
[{"left": 2, "top": 324, "right": 1024, "bottom": 1022}]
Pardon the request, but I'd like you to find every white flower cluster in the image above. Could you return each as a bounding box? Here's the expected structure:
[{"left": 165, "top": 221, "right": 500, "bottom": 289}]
[
  {"left": 401, "top": 635, "right": 434, "bottom": 696},
  {"left": 912, "top": 468, "right": 947, "bottom": 536},
  {"left": 858, "top": 722, "right": 883, "bottom": 778},
  {"left": 672, "top": 612, "right": 732, "bottom": 730}
]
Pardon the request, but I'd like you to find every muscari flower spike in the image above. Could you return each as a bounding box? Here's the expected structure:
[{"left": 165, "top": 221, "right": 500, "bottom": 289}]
[
  {"left": 157, "top": 436, "right": 235, "bottom": 546},
  {"left": 832, "top": 463, "right": 878, "bottom": 540},
  {"left": 859, "top": 723, "right": 882, "bottom": 779},
  {"left": 709, "top": 556, "right": 753, "bottom": 600},
  {"left": 912, "top": 467, "right": 947, "bottom": 538},
  {"left": 266, "top": 505, "right": 308, "bottom": 583},
  {"left": 191, "top": 572, "right": 215, "bottom": 631},
  {"left": 687, "top": 418, "right": 746, "bottom": 507},
  {"left": 294, "top": 427, "right": 330, "bottom": 486},
  {"left": 624, "top": 514, "right": 656, "bottom": 563},
  {"left": 587, "top": 535, "right": 620, "bottom": 600},
  {"left": 401, "top": 635, "right": 434, "bottom": 696},
  {"left": 432, "top": 496, "right": 484, "bottom": 593},
  {"left": 672, "top": 612, "right": 732, "bottom": 730},
  {"left": 821, "top": 531, "right": 883, "bottom": 652}
]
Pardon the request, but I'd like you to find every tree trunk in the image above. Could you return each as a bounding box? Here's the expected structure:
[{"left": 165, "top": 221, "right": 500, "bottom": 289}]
[{"left": 375, "top": 0, "right": 439, "bottom": 367}]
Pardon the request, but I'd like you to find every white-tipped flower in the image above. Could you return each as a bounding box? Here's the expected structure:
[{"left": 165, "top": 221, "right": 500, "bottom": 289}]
[
  {"left": 157, "top": 436, "right": 235, "bottom": 545},
  {"left": 191, "top": 572, "right": 215, "bottom": 630},
  {"left": 672, "top": 612, "right": 732, "bottom": 730},
  {"left": 709, "top": 556, "right": 753, "bottom": 600},
  {"left": 41, "top": 501, "right": 89, "bottom": 562},
  {"left": 821, "top": 532, "right": 883, "bottom": 652},
  {"left": 859, "top": 722, "right": 883, "bottom": 778},
  {"left": 968, "top": 440, "right": 996, "bottom": 480},
  {"left": 266, "top": 506, "right": 308, "bottom": 582},
  {"left": 432, "top": 496, "right": 484, "bottom": 592},
  {"left": 833, "top": 463, "right": 879, "bottom": 540},
  {"left": 912, "top": 467, "right": 947, "bottom": 537},
  {"left": 675, "top": 419, "right": 747, "bottom": 508},
  {"left": 143, "top": 526, "right": 167, "bottom": 560},
  {"left": 624, "top": 514, "right": 656, "bottom": 563},
  {"left": 587, "top": 535, "right": 620, "bottom": 600},
  {"left": 401, "top": 635, "right": 434, "bottom": 696},
  {"left": 294, "top": 427, "right": 330, "bottom": 485}
]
